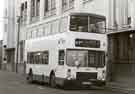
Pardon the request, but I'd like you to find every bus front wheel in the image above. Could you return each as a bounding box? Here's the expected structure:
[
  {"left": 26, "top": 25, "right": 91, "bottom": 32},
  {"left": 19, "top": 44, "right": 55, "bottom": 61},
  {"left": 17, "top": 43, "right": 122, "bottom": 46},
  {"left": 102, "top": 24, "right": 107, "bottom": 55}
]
[
  {"left": 50, "top": 74, "right": 56, "bottom": 88},
  {"left": 27, "top": 68, "right": 33, "bottom": 83}
]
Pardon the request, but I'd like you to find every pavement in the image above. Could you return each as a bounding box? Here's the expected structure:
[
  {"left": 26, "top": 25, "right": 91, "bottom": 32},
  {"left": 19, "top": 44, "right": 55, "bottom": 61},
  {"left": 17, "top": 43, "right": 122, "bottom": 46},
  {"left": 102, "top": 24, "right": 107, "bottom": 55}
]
[
  {"left": 106, "top": 82, "right": 135, "bottom": 94},
  {"left": 0, "top": 70, "right": 131, "bottom": 94}
]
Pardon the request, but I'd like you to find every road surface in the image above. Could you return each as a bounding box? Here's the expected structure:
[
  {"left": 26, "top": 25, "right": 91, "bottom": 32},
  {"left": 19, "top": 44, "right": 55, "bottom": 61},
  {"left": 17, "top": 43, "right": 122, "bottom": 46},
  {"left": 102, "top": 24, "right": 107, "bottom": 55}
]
[{"left": 0, "top": 71, "right": 125, "bottom": 94}]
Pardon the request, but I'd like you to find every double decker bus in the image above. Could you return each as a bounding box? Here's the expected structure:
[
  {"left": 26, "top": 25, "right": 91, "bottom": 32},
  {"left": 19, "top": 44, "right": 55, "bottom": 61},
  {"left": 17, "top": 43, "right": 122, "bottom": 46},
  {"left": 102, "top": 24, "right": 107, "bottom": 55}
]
[{"left": 25, "top": 12, "right": 107, "bottom": 88}]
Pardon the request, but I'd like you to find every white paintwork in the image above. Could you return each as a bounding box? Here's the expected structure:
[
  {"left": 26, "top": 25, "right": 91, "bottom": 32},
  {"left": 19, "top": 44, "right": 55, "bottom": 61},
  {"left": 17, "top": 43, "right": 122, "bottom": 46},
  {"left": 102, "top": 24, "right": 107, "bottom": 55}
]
[{"left": 25, "top": 31, "right": 107, "bottom": 81}]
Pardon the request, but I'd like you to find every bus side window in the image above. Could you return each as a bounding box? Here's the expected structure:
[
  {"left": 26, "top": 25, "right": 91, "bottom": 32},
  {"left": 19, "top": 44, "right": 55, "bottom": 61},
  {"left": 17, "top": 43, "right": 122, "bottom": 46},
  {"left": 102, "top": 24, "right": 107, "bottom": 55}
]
[
  {"left": 30, "top": 53, "right": 33, "bottom": 64},
  {"left": 58, "top": 50, "right": 65, "bottom": 65},
  {"left": 43, "top": 51, "right": 49, "bottom": 64},
  {"left": 27, "top": 53, "right": 29, "bottom": 64}
]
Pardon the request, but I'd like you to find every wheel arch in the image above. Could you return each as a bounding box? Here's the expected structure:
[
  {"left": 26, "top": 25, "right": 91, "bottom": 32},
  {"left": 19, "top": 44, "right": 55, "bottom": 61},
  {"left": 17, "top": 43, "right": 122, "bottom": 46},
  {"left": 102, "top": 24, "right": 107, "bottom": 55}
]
[
  {"left": 50, "top": 70, "right": 55, "bottom": 77},
  {"left": 27, "top": 68, "right": 33, "bottom": 76}
]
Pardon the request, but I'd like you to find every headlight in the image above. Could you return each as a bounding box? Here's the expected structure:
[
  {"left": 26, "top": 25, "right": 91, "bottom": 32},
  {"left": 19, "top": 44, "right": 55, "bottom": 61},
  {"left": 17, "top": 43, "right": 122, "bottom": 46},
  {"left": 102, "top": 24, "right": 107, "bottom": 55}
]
[
  {"left": 66, "top": 69, "right": 72, "bottom": 80},
  {"left": 102, "top": 70, "right": 106, "bottom": 80},
  {"left": 97, "top": 69, "right": 106, "bottom": 81}
]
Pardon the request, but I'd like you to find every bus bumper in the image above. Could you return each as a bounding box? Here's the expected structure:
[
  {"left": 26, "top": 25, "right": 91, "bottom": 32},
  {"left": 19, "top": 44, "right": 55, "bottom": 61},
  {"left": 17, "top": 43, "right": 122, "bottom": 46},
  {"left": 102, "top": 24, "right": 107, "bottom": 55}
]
[{"left": 63, "top": 79, "right": 106, "bottom": 87}]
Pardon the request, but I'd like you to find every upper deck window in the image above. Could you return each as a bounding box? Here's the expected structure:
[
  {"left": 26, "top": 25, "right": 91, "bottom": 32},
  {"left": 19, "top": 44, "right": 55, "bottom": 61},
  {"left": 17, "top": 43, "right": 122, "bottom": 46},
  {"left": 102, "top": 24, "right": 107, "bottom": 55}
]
[{"left": 70, "top": 14, "right": 106, "bottom": 33}]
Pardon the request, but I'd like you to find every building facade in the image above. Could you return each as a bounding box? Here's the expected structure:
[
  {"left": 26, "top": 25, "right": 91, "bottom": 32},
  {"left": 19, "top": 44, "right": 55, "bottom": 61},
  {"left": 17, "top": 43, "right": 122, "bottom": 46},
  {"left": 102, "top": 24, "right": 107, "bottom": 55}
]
[
  {"left": 0, "top": 40, "right": 3, "bottom": 69},
  {"left": 16, "top": 0, "right": 109, "bottom": 41},
  {"left": 15, "top": 0, "right": 135, "bottom": 43},
  {"left": 3, "top": 0, "right": 16, "bottom": 72},
  {"left": 107, "top": 0, "right": 135, "bottom": 88}
]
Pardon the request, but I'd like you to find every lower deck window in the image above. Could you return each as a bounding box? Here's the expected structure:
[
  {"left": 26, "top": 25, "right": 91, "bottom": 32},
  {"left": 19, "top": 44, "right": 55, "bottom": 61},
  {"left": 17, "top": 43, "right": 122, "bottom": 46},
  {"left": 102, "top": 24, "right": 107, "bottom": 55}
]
[{"left": 27, "top": 51, "right": 49, "bottom": 64}]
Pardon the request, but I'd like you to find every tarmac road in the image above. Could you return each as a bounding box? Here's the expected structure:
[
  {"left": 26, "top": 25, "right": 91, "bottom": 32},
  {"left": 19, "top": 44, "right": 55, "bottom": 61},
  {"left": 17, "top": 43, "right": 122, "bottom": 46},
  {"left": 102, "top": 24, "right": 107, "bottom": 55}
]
[{"left": 0, "top": 71, "right": 125, "bottom": 94}]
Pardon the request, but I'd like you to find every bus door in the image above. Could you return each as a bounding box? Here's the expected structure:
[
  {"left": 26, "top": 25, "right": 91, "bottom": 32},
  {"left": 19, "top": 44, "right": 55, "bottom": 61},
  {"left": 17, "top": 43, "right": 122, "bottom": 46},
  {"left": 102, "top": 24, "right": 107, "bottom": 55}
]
[{"left": 55, "top": 50, "right": 66, "bottom": 78}]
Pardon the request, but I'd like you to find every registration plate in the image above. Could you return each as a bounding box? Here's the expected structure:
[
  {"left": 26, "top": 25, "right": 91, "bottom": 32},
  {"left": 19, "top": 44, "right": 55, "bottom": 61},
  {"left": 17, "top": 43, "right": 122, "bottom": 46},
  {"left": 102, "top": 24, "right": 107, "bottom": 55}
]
[{"left": 82, "top": 82, "right": 92, "bottom": 85}]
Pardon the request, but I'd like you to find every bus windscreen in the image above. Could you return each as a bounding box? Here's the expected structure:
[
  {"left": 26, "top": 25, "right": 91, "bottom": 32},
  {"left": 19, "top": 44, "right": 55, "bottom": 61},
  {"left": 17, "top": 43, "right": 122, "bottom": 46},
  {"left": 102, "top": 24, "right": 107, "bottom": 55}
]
[
  {"left": 70, "top": 15, "right": 106, "bottom": 33},
  {"left": 67, "top": 50, "right": 105, "bottom": 68}
]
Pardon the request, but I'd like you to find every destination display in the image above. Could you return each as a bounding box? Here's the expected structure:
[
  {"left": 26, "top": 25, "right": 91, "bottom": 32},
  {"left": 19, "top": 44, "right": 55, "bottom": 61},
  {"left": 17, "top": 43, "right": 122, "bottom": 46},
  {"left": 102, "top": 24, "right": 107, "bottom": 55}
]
[{"left": 75, "top": 39, "right": 100, "bottom": 48}]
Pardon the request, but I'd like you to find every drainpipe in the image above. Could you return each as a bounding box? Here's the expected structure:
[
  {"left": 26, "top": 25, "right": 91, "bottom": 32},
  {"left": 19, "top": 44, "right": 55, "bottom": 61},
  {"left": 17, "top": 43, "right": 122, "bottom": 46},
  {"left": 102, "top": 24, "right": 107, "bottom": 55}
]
[
  {"left": 113, "top": 0, "right": 117, "bottom": 29},
  {"left": 16, "top": 16, "right": 21, "bottom": 73}
]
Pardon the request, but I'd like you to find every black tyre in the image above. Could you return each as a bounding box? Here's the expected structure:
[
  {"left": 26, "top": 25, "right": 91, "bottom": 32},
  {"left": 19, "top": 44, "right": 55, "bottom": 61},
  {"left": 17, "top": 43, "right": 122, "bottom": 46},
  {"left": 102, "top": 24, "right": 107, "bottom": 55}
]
[
  {"left": 27, "top": 68, "right": 33, "bottom": 83},
  {"left": 27, "top": 75, "right": 33, "bottom": 83},
  {"left": 50, "top": 74, "right": 56, "bottom": 88}
]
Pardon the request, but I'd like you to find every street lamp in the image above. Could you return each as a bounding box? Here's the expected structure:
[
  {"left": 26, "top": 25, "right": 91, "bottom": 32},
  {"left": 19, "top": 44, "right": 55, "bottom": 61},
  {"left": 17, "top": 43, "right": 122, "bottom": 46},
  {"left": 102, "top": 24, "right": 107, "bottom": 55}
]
[{"left": 16, "top": 16, "right": 21, "bottom": 73}]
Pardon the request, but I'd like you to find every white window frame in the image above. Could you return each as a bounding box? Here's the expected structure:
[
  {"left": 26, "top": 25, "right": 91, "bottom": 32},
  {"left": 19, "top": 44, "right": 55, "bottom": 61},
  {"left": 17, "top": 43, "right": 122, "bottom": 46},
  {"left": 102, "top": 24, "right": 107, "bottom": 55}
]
[
  {"left": 83, "top": 0, "right": 93, "bottom": 4},
  {"left": 30, "top": 0, "right": 40, "bottom": 22},
  {"left": 44, "top": 0, "right": 56, "bottom": 17},
  {"left": 20, "top": 2, "right": 27, "bottom": 25},
  {"left": 62, "top": 0, "right": 74, "bottom": 11}
]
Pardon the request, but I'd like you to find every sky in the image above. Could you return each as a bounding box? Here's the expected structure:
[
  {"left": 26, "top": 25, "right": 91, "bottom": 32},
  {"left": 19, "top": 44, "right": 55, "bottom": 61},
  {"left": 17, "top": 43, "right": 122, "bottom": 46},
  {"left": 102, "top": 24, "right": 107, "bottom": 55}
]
[{"left": 0, "top": 0, "right": 4, "bottom": 40}]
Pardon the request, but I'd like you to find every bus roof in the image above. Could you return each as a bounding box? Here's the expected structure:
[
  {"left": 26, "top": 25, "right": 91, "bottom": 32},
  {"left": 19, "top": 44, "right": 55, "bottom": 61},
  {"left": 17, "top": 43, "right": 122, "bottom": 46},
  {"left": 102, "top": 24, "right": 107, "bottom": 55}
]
[{"left": 70, "top": 12, "right": 106, "bottom": 20}]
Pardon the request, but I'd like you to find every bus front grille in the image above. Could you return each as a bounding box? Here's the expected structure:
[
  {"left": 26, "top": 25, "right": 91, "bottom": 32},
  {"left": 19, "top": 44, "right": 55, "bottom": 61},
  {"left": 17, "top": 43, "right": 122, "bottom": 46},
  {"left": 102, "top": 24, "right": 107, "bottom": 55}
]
[{"left": 76, "top": 72, "right": 97, "bottom": 81}]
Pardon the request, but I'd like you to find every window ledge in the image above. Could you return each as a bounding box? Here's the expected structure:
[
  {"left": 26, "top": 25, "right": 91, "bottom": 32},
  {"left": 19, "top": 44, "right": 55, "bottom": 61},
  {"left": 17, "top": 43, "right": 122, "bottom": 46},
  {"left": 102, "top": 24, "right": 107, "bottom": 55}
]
[
  {"left": 83, "top": 0, "right": 93, "bottom": 4},
  {"left": 44, "top": 10, "right": 56, "bottom": 19},
  {"left": 62, "top": 6, "right": 74, "bottom": 13},
  {"left": 30, "top": 16, "right": 40, "bottom": 24}
]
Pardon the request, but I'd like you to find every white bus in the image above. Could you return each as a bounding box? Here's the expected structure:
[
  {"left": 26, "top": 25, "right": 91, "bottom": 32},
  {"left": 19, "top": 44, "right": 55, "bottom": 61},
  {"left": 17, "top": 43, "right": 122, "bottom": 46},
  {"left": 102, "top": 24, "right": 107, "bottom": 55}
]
[{"left": 25, "top": 13, "right": 107, "bottom": 88}]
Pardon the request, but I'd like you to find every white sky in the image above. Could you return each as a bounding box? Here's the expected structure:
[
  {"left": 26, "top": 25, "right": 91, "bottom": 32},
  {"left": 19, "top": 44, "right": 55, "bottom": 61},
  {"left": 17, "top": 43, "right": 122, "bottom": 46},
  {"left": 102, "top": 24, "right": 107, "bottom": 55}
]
[{"left": 0, "top": 0, "right": 4, "bottom": 40}]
